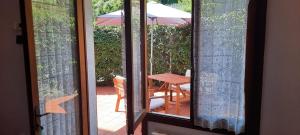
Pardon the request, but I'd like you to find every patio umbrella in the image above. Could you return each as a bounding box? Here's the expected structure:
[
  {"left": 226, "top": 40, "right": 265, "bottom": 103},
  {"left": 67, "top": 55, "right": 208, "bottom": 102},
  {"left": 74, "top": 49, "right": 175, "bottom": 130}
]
[{"left": 96, "top": 1, "right": 191, "bottom": 74}]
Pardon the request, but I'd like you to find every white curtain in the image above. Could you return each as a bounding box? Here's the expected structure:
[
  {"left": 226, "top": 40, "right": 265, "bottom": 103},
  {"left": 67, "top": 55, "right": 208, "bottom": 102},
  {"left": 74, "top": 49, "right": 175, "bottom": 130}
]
[
  {"left": 32, "top": 0, "right": 81, "bottom": 134},
  {"left": 193, "top": 0, "right": 249, "bottom": 134}
]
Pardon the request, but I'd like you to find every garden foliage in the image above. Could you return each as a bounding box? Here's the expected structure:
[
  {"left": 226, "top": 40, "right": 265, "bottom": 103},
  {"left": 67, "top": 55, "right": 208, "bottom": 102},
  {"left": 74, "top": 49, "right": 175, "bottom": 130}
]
[
  {"left": 93, "top": 0, "right": 246, "bottom": 86},
  {"left": 94, "top": 24, "right": 192, "bottom": 86}
]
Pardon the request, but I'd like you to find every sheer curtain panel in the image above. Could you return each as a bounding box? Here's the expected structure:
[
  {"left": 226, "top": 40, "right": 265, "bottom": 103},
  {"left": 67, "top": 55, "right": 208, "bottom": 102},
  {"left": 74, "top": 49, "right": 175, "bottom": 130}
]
[{"left": 193, "top": 0, "right": 249, "bottom": 134}]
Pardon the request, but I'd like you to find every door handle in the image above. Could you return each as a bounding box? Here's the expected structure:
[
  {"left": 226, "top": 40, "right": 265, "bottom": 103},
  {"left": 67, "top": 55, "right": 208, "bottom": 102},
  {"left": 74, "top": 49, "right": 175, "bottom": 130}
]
[{"left": 33, "top": 106, "right": 50, "bottom": 131}]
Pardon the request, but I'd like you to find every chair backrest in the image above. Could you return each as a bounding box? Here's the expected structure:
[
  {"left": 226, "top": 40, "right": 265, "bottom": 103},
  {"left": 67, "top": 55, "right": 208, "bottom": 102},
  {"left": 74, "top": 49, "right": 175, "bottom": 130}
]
[
  {"left": 185, "top": 69, "right": 191, "bottom": 77},
  {"left": 113, "top": 76, "right": 126, "bottom": 97}
]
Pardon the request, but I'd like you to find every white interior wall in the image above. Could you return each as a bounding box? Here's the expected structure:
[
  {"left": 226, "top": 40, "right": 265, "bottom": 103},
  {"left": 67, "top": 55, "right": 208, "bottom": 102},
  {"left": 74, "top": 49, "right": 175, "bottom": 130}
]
[
  {"left": 260, "top": 0, "right": 300, "bottom": 134},
  {"left": 0, "top": 0, "right": 31, "bottom": 135}
]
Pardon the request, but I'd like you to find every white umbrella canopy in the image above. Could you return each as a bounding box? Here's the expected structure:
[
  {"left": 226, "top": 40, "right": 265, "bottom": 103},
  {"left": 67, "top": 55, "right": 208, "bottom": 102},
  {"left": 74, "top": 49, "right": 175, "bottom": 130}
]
[
  {"left": 147, "top": 1, "right": 191, "bottom": 25},
  {"left": 96, "top": 1, "right": 191, "bottom": 26},
  {"left": 96, "top": 1, "right": 191, "bottom": 74},
  {"left": 96, "top": 10, "right": 124, "bottom": 25}
]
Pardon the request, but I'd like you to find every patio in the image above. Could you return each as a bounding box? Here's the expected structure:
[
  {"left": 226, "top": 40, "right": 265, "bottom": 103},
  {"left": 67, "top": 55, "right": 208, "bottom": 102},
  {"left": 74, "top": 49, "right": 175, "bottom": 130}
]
[
  {"left": 97, "top": 86, "right": 190, "bottom": 135},
  {"left": 95, "top": 2, "right": 191, "bottom": 134}
]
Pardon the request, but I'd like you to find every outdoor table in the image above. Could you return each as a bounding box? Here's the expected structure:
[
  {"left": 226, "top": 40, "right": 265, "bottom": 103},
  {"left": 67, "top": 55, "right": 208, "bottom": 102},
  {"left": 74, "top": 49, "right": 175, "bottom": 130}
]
[{"left": 148, "top": 73, "right": 190, "bottom": 115}]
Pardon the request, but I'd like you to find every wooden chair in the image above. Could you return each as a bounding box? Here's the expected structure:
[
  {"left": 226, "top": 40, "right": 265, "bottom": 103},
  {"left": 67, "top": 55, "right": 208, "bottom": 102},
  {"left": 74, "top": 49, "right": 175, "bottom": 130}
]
[
  {"left": 179, "top": 69, "right": 191, "bottom": 95},
  {"left": 113, "top": 76, "right": 126, "bottom": 112},
  {"left": 113, "top": 76, "right": 165, "bottom": 112},
  {"left": 146, "top": 88, "right": 165, "bottom": 112}
]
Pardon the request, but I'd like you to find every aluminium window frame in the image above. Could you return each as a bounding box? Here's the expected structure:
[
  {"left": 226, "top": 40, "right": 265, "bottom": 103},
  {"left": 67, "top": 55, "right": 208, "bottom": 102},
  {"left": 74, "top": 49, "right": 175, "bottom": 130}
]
[{"left": 142, "top": 0, "right": 267, "bottom": 134}]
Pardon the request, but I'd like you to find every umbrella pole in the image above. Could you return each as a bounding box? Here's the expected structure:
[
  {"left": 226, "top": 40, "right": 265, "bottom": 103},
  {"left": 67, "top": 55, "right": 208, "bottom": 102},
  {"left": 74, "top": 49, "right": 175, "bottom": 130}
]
[
  {"left": 150, "top": 25, "right": 153, "bottom": 75},
  {"left": 169, "top": 51, "right": 172, "bottom": 72}
]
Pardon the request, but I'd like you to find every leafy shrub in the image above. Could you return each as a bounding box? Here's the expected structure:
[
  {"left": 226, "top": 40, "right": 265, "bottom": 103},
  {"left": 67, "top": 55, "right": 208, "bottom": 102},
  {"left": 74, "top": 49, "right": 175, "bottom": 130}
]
[
  {"left": 147, "top": 24, "right": 191, "bottom": 75},
  {"left": 94, "top": 26, "right": 123, "bottom": 86},
  {"left": 94, "top": 24, "right": 192, "bottom": 86}
]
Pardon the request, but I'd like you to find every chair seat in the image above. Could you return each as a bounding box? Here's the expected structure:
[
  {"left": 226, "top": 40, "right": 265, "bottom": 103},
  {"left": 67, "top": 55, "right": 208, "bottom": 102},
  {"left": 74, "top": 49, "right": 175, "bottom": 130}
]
[
  {"left": 180, "top": 83, "right": 190, "bottom": 91},
  {"left": 171, "top": 83, "right": 190, "bottom": 91},
  {"left": 150, "top": 98, "right": 165, "bottom": 110}
]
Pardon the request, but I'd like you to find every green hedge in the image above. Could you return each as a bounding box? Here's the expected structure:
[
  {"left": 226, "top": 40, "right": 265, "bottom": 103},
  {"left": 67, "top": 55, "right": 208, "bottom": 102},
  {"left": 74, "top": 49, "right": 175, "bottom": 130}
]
[
  {"left": 147, "top": 25, "right": 191, "bottom": 75},
  {"left": 94, "top": 26, "right": 123, "bottom": 86},
  {"left": 94, "top": 24, "right": 191, "bottom": 86}
]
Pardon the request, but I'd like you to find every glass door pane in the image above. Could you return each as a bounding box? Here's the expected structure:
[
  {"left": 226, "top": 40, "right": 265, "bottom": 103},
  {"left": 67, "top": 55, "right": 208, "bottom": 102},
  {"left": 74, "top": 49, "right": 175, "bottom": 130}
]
[
  {"left": 124, "top": 0, "right": 146, "bottom": 134},
  {"left": 131, "top": 0, "right": 143, "bottom": 121},
  {"left": 30, "top": 0, "right": 82, "bottom": 134}
]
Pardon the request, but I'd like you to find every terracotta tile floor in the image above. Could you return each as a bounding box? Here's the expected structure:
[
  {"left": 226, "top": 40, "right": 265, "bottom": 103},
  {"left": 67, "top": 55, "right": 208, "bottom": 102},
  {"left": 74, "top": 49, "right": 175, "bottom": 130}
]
[{"left": 97, "top": 87, "right": 190, "bottom": 135}]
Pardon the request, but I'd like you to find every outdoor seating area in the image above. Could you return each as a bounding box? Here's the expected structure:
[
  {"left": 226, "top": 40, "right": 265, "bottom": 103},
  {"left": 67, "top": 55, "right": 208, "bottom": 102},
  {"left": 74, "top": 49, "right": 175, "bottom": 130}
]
[
  {"left": 95, "top": 1, "right": 192, "bottom": 134},
  {"left": 112, "top": 72, "right": 191, "bottom": 115},
  {"left": 148, "top": 72, "right": 191, "bottom": 115},
  {"left": 97, "top": 72, "right": 191, "bottom": 134},
  {"left": 97, "top": 86, "right": 190, "bottom": 134}
]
